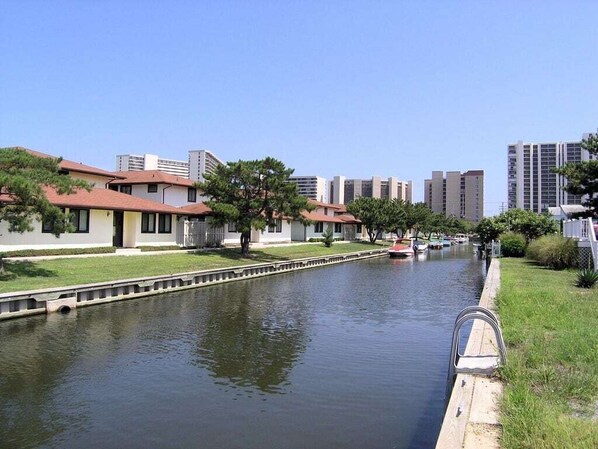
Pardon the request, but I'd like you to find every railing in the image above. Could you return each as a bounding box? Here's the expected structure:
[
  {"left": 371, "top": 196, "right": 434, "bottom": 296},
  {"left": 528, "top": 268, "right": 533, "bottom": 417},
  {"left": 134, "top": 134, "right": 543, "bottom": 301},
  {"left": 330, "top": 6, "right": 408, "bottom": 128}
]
[
  {"left": 563, "top": 218, "right": 598, "bottom": 269},
  {"left": 563, "top": 218, "right": 590, "bottom": 240}
]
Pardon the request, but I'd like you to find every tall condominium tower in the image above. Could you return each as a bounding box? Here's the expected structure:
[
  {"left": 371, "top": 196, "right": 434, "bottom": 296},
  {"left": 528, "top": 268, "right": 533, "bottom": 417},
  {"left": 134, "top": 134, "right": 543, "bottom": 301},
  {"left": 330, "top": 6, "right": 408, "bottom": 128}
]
[
  {"left": 329, "top": 176, "right": 412, "bottom": 205},
  {"left": 188, "top": 150, "right": 224, "bottom": 182},
  {"left": 424, "top": 170, "right": 484, "bottom": 222},
  {"left": 507, "top": 137, "right": 591, "bottom": 212},
  {"left": 289, "top": 176, "right": 328, "bottom": 202},
  {"left": 116, "top": 153, "right": 189, "bottom": 178}
]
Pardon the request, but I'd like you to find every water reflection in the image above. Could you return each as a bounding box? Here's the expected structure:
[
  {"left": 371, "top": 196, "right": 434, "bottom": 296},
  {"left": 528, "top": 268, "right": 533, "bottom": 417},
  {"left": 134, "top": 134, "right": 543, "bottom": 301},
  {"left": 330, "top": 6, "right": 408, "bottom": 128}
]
[
  {"left": 191, "top": 281, "right": 309, "bottom": 394},
  {"left": 0, "top": 245, "right": 485, "bottom": 449}
]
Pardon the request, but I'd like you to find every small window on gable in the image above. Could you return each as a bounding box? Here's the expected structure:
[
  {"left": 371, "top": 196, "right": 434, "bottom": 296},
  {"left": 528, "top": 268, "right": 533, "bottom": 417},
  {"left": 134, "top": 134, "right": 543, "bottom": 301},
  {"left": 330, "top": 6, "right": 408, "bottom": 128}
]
[
  {"left": 188, "top": 188, "right": 197, "bottom": 203},
  {"left": 148, "top": 184, "right": 158, "bottom": 193}
]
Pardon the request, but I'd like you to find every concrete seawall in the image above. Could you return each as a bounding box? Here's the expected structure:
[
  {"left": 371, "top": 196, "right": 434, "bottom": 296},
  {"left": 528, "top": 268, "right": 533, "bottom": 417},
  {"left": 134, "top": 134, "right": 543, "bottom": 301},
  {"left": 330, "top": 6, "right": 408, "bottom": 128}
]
[
  {"left": 435, "top": 258, "right": 502, "bottom": 448},
  {"left": 0, "top": 248, "right": 388, "bottom": 321}
]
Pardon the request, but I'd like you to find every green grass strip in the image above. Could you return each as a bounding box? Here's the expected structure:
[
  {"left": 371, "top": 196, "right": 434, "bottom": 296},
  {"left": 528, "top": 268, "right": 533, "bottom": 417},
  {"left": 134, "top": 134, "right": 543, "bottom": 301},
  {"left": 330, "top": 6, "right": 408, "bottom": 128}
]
[
  {"left": 0, "top": 242, "right": 387, "bottom": 294},
  {"left": 498, "top": 259, "right": 598, "bottom": 449}
]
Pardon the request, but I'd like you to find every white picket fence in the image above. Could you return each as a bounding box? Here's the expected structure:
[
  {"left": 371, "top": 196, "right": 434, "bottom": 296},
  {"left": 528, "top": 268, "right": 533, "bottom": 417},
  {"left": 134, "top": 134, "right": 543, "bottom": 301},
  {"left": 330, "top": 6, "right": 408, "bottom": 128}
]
[
  {"left": 176, "top": 220, "right": 224, "bottom": 248},
  {"left": 563, "top": 218, "right": 598, "bottom": 269}
]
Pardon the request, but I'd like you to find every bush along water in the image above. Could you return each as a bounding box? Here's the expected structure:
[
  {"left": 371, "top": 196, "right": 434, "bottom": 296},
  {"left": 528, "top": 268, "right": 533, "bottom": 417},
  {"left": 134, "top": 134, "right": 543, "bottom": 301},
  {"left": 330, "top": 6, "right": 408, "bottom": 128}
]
[
  {"left": 526, "top": 235, "right": 578, "bottom": 269},
  {"left": 499, "top": 232, "right": 527, "bottom": 257},
  {"left": 576, "top": 268, "right": 598, "bottom": 288},
  {"left": 322, "top": 228, "right": 334, "bottom": 247}
]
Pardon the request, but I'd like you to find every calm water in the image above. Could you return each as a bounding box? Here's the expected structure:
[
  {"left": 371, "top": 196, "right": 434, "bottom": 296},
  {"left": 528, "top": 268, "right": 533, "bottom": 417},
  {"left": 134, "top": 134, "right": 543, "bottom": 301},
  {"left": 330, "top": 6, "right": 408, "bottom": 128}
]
[{"left": 0, "top": 245, "right": 484, "bottom": 449}]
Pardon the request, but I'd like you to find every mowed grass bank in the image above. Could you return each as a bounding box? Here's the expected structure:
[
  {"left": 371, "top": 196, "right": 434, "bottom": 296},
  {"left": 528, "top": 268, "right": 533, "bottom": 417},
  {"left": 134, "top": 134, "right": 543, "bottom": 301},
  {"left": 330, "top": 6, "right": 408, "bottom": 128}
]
[
  {"left": 0, "top": 242, "right": 387, "bottom": 294},
  {"left": 498, "top": 258, "right": 598, "bottom": 449}
]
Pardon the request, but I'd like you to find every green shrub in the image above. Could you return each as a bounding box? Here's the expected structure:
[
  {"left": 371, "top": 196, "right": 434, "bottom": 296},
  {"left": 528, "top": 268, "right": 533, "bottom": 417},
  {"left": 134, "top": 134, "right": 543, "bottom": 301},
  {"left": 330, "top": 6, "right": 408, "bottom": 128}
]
[
  {"left": 322, "top": 229, "right": 334, "bottom": 247},
  {"left": 138, "top": 245, "right": 182, "bottom": 252},
  {"left": 526, "top": 235, "right": 578, "bottom": 269},
  {"left": 499, "top": 232, "right": 527, "bottom": 257},
  {"left": 3, "top": 247, "right": 116, "bottom": 258},
  {"left": 576, "top": 268, "right": 598, "bottom": 288}
]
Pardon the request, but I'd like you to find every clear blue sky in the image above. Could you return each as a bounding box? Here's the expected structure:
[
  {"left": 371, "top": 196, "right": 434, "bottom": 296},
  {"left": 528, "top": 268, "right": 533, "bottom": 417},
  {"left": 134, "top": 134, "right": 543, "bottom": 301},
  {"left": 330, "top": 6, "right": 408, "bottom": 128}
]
[{"left": 2, "top": 1, "right": 597, "bottom": 215}]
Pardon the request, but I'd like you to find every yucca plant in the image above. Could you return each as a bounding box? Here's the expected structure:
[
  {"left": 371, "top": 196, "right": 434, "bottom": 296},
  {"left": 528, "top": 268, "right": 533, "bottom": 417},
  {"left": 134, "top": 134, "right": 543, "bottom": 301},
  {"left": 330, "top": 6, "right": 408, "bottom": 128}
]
[{"left": 576, "top": 268, "right": 598, "bottom": 288}]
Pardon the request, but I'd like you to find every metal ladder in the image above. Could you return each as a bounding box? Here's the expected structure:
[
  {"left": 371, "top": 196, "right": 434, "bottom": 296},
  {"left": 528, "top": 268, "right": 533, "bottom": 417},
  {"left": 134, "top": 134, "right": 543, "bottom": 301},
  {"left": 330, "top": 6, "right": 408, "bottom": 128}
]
[{"left": 447, "top": 306, "right": 507, "bottom": 383}]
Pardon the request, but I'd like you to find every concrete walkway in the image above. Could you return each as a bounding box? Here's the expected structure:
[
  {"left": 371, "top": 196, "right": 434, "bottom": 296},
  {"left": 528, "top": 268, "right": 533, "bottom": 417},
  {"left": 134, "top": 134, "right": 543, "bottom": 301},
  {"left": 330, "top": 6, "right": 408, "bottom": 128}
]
[{"left": 436, "top": 259, "right": 503, "bottom": 449}]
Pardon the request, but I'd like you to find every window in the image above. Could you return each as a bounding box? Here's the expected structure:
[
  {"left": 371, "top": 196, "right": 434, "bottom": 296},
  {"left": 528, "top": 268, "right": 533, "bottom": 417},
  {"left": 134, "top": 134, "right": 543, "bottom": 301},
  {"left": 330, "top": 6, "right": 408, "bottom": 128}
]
[
  {"left": 314, "top": 222, "right": 323, "bottom": 233},
  {"left": 188, "top": 187, "right": 197, "bottom": 203},
  {"left": 69, "top": 209, "right": 89, "bottom": 233},
  {"left": 268, "top": 219, "right": 282, "bottom": 233},
  {"left": 147, "top": 184, "right": 158, "bottom": 193},
  {"left": 141, "top": 213, "right": 156, "bottom": 233},
  {"left": 228, "top": 222, "right": 237, "bottom": 232},
  {"left": 356, "top": 224, "right": 362, "bottom": 233},
  {"left": 158, "top": 214, "right": 172, "bottom": 233},
  {"left": 120, "top": 185, "right": 132, "bottom": 195},
  {"left": 334, "top": 223, "right": 342, "bottom": 233},
  {"left": 108, "top": 185, "right": 118, "bottom": 191},
  {"left": 42, "top": 208, "right": 65, "bottom": 233}
]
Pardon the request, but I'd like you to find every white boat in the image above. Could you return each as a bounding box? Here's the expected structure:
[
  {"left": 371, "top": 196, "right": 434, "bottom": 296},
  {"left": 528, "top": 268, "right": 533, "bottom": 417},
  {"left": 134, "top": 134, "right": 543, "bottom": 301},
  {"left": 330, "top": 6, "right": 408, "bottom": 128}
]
[
  {"left": 412, "top": 240, "right": 428, "bottom": 252},
  {"left": 429, "top": 240, "right": 443, "bottom": 250},
  {"left": 454, "top": 233, "right": 469, "bottom": 244}
]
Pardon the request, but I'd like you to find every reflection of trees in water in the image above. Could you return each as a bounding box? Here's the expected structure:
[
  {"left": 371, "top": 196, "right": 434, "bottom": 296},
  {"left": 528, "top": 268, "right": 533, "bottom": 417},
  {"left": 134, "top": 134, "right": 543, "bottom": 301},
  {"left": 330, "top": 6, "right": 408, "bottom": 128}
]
[
  {"left": 193, "top": 280, "right": 310, "bottom": 394},
  {"left": 0, "top": 303, "right": 172, "bottom": 448}
]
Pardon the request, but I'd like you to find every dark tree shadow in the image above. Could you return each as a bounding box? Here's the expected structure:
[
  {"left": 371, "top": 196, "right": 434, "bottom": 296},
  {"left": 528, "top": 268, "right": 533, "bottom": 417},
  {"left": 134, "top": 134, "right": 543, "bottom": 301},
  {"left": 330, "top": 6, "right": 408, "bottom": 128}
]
[{"left": 0, "top": 261, "right": 58, "bottom": 281}]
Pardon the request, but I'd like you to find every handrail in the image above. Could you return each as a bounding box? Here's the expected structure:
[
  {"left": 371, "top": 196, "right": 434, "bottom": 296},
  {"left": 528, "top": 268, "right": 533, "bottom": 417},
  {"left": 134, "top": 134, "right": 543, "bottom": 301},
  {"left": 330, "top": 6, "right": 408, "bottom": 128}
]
[{"left": 447, "top": 307, "right": 507, "bottom": 384}]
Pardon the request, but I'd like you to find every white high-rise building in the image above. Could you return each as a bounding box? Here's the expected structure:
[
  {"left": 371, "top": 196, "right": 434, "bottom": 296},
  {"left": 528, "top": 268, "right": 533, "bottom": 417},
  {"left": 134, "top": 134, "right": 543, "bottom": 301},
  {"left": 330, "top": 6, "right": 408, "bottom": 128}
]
[
  {"left": 188, "top": 150, "right": 224, "bottom": 182},
  {"left": 289, "top": 176, "right": 328, "bottom": 202},
  {"left": 116, "top": 153, "right": 189, "bottom": 178},
  {"left": 424, "top": 170, "right": 484, "bottom": 222},
  {"left": 116, "top": 149, "right": 224, "bottom": 181},
  {"left": 507, "top": 137, "right": 592, "bottom": 212}
]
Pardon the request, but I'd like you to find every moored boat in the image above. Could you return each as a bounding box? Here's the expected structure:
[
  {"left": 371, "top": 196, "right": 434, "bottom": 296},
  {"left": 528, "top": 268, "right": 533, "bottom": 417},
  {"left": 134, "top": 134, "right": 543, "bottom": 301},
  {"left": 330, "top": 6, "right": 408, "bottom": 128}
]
[
  {"left": 388, "top": 239, "right": 414, "bottom": 258},
  {"left": 455, "top": 233, "right": 469, "bottom": 244},
  {"left": 412, "top": 240, "right": 428, "bottom": 252},
  {"left": 429, "top": 240, "right": 444, "bottom": 250}
]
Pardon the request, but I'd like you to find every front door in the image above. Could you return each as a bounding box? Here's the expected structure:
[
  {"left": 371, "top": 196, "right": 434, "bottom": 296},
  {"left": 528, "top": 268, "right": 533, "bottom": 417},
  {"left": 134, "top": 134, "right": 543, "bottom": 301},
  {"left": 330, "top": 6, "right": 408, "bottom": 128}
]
[{"left": 113, "top": 211, "right": 124, "bottom": 247}]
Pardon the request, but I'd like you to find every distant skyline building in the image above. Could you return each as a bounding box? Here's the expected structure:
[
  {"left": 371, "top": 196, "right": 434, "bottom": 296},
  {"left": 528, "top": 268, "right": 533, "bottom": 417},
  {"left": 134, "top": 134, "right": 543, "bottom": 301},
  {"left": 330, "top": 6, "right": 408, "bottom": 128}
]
[
  {"left": 329, "top": 176, "right": 413, "bottom": 205},
  {"left": 289, "top": 176, "right": 328, "bottom": 202},
  {"left": 116, "top": 153, "right": 190, "bottom": 178},
  {"left": 116, "top": 149, "right": 224, "bottom": 181},
  {"left": 188, "top": 149, "right": 224, "bottom": 182},
  {"left": 424, "top": 170, "right": 484, "bottom": 222},
  {"left": 507, "top": 134, "right": 593, "bottom": 212}
]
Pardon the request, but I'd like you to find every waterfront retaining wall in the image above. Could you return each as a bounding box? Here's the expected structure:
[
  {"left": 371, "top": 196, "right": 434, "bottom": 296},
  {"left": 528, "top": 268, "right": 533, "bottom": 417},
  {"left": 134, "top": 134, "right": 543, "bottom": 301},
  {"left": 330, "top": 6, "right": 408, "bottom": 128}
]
[
  {"left": 435, "top": 258, "right": 502, "bottom": 449},
  {"left": 0, "top": 249, "right": 388, "bottom": 321}
]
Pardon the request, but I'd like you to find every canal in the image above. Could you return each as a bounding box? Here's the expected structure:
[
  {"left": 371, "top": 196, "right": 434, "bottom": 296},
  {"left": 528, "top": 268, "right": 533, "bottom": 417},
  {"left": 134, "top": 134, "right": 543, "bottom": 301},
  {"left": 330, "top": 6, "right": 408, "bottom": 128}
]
[{"left": 0, "top": 245, "right": 485, "bottom": 449}]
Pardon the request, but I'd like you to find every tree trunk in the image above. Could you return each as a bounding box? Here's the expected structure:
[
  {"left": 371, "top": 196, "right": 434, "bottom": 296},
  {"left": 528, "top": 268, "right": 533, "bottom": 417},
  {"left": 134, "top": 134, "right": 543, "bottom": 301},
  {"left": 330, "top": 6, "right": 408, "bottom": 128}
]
[
  {"left": 240, "top": 231, "right": 251, "bottom": 256},
  {"left": 0, "top": 255, "right": 4, "bottom": 275}
]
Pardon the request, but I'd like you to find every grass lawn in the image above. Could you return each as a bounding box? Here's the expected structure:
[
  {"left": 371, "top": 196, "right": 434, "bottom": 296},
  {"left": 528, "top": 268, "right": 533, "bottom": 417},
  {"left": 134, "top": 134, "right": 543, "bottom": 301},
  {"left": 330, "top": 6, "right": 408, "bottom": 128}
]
[
  {"left": 498, "top": 258, "right": 598, "bottom": 449},
  {"left": 0, "top": 242, "right": 387, "bottom": 294}
]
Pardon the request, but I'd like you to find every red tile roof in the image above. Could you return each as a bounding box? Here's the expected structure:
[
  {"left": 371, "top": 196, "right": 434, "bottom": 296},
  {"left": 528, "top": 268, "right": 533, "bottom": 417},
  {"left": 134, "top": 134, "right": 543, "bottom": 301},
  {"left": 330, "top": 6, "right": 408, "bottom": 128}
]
[
  {"left": 336, "top": 214, "right": 360, "bottom": 224},
  {"left": 43, "top": 187, "right": 182, "bottom": 214},
  {"left": 307, "top": 199, "right": 342, "bottom": 210},
  {"left": 110, "top": 170, "right": 195, "bottom": 187},
  {"left": 8, "top": 147, "right": 125, "bottom": 179},
  {"left": 301, "top": 211, "right": 345, "bottom": 223},
  {"left": 179, "top": 203, "right": 213, "bottom": 215}
]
